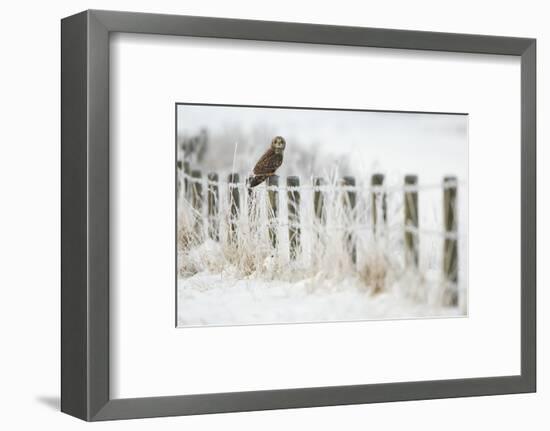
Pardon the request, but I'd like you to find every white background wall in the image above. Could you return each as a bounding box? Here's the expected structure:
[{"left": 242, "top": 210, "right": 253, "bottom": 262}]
[{"left": 0, "top": 0, "right": 546, "bottom": 429}]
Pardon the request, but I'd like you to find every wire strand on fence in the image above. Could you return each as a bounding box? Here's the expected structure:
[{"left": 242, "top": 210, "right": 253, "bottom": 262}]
[
  {"left": 179, "top": 171, "right": 462, "bottom": 193},
  {"left": 179, "top": 199, "right": 463, "bottom": 240}
]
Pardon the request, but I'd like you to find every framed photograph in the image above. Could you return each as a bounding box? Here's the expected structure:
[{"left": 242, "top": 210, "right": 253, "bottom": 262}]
[{"left": 61, "top": 9, "right": 536, "bottom": 421}]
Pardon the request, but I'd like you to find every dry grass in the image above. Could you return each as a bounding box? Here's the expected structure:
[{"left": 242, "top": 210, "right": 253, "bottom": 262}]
[
  {"left": 175, "top": 162, "right": 469, "bottom": 314},
  {"left": 177, "top": 171, "right": 411, "bottom": 292}
]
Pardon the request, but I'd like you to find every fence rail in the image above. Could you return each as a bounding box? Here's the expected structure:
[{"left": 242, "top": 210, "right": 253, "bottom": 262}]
[
  {"left": 181, "top": 174, "right": 459, "bottom": 192},
  {"left": 177, "top": 163, "right": 462, "bottom": 306}
]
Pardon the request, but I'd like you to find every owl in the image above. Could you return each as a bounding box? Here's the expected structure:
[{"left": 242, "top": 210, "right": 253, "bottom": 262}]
[{"left": 247, "top": 136, "right": 286, "bottom": 187}]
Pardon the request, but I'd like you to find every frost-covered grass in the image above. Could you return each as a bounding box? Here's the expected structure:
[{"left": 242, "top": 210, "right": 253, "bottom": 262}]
[{"left": 177, "top": 168, "right": 466, "bottom": 327}]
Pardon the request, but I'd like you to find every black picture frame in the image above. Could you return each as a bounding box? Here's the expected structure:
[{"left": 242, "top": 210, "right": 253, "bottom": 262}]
[{"left": 61, "top": 9, "right": 536, "bottom": 421}]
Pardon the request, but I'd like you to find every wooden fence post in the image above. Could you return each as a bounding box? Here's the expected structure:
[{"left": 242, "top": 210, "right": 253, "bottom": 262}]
[
  {"left": 207, "top": 172, "right": 219, "bottom": 241},
  {"left": 342, "top": 176, "right": 357, "bottom": 264},
  {"left": 287, "top": 176, "right": 301, "bottom": 260},
  {"left": 246, "top": 182, "right": 259, "bottom": 228},
  {"left": 183, "top": 161, "right": 190, "bottom": 197},
  {"left": 404, "top": 175, "right": 419, "bottom": 268},
  {"left": 176, "top": 161, "right": 182, "bottom": 195},
  {"left": 443, "top": 176, "right": 458, "bottom": 306},
  {"left": 371, "top": 173, "right": 387, "bottom": 235},
  {"left": 266, "top": 175, "right": 279, "bottom": 248},
  {"left": 313, "top": 177, "right": 326, "bottom": 224},
  {"left": 191, "top": 169, "right": 203, "bottom": 238},
  {"left": 228, "top": 173, "right": 240, "bottom": 244}
]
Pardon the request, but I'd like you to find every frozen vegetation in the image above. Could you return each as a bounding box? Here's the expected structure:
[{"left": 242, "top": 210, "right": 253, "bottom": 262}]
[{"left": 176, "top": 174, "right": 466, "bottom": 326}]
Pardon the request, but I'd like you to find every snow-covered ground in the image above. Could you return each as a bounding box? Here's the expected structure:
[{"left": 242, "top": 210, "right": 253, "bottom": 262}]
[{"left": 177, "top": 271, "right": 462, "bottom": 327}]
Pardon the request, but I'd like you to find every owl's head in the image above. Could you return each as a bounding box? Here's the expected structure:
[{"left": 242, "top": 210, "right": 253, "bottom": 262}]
[{"left": 271, "top": 136, "right": 286, "bottom": 154}]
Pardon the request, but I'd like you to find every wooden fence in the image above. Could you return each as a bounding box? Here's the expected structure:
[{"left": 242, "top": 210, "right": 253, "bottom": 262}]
[{"left": 177, "top": 162, "right": 460, "bottom": 305}]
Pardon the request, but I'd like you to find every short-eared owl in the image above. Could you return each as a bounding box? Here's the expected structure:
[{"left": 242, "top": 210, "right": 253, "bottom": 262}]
[{"left": 247, "top": 136, "right": 286, "bottom": 187}]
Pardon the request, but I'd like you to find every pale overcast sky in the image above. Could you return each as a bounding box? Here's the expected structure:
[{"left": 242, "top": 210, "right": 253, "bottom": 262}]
[{"left": 177, "top": 104, "right": 468, "bottom": 185}]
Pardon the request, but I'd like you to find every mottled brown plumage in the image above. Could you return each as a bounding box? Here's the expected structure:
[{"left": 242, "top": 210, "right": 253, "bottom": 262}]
[{"left": 247, "top": 136, "right": 286, "bottom": 187}]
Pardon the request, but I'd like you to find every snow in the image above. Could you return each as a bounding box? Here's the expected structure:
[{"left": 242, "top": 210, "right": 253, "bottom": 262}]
[{"left": 177, "top": 272, "right": 462, "bottom": 327}]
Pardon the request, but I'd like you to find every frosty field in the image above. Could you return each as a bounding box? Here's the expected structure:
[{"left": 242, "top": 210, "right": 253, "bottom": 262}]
[{"left": 176, "top": 104, "right": 468, "bottom": 327}]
